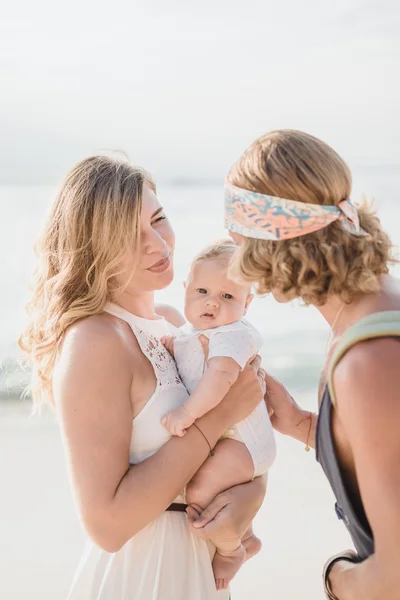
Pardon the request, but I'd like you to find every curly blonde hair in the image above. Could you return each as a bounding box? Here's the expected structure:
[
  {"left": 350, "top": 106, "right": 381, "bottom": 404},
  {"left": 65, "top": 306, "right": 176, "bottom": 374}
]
[
  {"left": 227, "top": 130, "right": 393, "bottom": 305},
  {"left": 19, "top": 155, "right": 155, "bottom": 406}
]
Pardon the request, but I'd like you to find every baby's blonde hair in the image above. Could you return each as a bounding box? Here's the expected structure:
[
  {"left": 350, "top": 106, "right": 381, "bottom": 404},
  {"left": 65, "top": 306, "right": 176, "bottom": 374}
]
[
  {"left": 192, "top": 239, "right": 238, "bottom": 267},
  {"left": 227, "top": 130, "right": 393, "bottom": 305},
  {"left": 19, "top": 155, "right": 155, "bottom": 407}
]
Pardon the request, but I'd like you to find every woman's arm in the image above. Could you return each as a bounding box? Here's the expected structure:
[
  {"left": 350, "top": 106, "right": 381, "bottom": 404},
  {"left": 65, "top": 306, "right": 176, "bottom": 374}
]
[
  {"left": 327, "top": 338, "right": 400, "bottom": 600},
  {"left": 54, "top": 317, "right": 263, "bottom": 553}
]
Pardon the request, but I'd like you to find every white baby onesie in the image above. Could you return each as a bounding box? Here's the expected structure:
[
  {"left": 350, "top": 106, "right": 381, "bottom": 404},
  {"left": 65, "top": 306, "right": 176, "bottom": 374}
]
[{"left": 174, "top": 319, "right": 276, "bottom": 477}]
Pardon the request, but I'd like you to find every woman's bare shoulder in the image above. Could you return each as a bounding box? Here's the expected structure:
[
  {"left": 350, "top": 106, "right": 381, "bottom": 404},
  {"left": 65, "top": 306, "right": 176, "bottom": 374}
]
[
  {"left": 336, "top": 336, "right": 400, "bottom": 378},
  {"left": 60, "top": 313, "right": 134, "bottom": 360},
  {"left": 334, "top": 336, "right": 400, "bottom": 411},
  {"left": 156, "top": 304, "right": 186, "bottom": 327},
  {"left": 54, "top": 314, "right": 139, "bottom": 397}
]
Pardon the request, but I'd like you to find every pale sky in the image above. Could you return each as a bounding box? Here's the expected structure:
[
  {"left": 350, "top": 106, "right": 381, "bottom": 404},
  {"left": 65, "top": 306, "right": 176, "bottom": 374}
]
[{"left": 1, "top": 0, "right": 399, "bottom": 182}]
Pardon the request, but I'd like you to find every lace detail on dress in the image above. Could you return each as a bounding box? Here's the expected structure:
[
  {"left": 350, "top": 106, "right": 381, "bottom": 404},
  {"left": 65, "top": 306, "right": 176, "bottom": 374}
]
[{"left": 133, "top": 327, "right": 182, "bottom": 387}]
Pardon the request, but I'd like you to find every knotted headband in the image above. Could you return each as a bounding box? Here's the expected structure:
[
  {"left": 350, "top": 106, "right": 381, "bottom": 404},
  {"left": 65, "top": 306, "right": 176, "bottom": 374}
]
[{"left": 224, "top": 183, "right": 367, "bottom": 241}]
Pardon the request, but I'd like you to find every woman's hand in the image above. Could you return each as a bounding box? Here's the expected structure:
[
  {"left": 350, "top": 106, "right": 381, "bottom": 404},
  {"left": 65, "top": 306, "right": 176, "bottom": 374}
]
[
  {"left": 213, "top": 355, "right": 265, "bottom": 429},
  {"left": 186, "top": 477, "right": 266, "bottom": 543},
  {"left": 199, "top": 335, "right": 264, "bottom": 429},
  {"left": 263, "top": 372, "right": 303, "bottom": 436}
]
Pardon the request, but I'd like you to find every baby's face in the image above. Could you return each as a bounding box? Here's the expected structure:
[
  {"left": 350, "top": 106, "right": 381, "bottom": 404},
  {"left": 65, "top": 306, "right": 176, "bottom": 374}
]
[{"left": 184, "top": 259, "right": 253, "bottom": 330}]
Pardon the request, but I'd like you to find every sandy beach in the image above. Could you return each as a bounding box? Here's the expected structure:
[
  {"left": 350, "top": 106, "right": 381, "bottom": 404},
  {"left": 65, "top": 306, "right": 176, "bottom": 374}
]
[{"left": 0, "top": 397, "right": 352, "bottom": 600}]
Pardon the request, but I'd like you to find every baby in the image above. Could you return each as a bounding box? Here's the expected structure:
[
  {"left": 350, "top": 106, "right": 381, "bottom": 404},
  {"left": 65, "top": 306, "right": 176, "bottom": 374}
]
[{"left": 161, "top": 239, "right": 276, "bottom": 591}]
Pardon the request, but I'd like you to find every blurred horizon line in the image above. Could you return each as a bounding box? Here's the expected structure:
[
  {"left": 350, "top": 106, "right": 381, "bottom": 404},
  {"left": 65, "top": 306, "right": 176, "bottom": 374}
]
[{"left": 0, "top": 163, "right": 399, "bottom": 187}]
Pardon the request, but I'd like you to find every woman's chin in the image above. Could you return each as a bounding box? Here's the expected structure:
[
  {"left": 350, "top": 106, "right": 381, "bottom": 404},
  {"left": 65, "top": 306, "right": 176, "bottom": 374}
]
[{"left": 150, "top": 266, "right": 174, "bottom": 290}]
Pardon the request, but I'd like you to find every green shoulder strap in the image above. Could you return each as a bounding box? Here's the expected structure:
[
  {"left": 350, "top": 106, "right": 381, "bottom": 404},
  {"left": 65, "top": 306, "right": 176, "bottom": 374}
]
[{"left": 328, "top": 310, "right": 400, "bottom": 406}]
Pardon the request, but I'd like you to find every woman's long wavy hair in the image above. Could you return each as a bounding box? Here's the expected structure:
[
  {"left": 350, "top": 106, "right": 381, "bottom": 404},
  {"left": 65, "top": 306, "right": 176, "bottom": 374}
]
[
  {"left": 19, "top": 155, "right": 155, "bottom": 407},
  {"left": 227, "top": 130, "right": 394, "bottom": 305}
]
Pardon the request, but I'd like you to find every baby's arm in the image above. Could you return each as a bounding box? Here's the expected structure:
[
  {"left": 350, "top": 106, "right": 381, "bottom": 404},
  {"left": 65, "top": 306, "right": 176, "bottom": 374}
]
[
  {"left": 161, "top": 357, "right": 240, "bottom": 437},
  {"left": 185, "top": 357, "right": 240, "bottom": 419}
]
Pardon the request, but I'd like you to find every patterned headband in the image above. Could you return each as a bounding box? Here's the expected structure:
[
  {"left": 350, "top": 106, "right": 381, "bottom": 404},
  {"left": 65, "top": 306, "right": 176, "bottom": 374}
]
[{"left": 224, "top": 183, "right": 367, "bottom": 241}]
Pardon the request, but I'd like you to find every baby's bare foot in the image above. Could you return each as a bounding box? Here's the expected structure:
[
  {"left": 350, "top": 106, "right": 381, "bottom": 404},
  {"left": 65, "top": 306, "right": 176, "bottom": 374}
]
[
  {"left": 243, "top": 533, "right": 262, "bottom": 561},
  {"left": 212, "top": 544, "right": 246, "bottom": 591}
]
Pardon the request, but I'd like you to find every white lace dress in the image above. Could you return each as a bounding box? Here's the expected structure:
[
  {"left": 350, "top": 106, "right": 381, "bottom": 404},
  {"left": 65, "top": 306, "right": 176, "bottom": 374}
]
[{"left": 67, "top": 303, "right": 229, "bottom": 600}]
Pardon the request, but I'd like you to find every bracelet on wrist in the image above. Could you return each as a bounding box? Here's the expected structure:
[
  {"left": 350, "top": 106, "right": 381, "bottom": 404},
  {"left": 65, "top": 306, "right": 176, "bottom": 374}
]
[
  {"left": 296, "top": 411, "right": 316, "bottom": 452},
  {"left": 322, "top": 550, "right": 358, "bottom": 600},
  {"left": 192, "top": 422, "right": 215, "bottom": 457}
]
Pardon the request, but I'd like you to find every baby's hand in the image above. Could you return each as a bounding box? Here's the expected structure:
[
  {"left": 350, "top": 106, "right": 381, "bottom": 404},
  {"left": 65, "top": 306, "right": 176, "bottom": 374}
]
[
  {"left": 161, "top": 405, "right": 195, "bottom": 437},
  {"left": 161, "top": 335, "right": 176, "bottom": 358}
]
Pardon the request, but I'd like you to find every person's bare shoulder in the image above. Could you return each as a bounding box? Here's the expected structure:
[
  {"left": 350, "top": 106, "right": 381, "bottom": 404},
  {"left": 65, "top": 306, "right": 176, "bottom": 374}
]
[
  {"left": 156, "top": 304, "right": 186, "bottom": 327},
  {"left": 59, "top": 313, "right": 133, "bottom": 365},
  {"left": 334, "top": 336, "right": 400, "bottom": 397},
  {"left": 333, "top": 336, "right": 400, "bottom": 431},
  {"left": 54, "top": 313, "right": 137, "bottom": 407}
]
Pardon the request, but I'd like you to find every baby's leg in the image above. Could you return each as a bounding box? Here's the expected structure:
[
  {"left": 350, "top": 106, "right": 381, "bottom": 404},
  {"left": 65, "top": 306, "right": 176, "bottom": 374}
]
[
  {"left": 186, "top": 438, "right": 260, "bottom": 590},
  {"left": 186, "top": 438, "right": 254, "bottom": 507},
  {"left": 242, "top": 523, "right": 262, "bottom": 561}
]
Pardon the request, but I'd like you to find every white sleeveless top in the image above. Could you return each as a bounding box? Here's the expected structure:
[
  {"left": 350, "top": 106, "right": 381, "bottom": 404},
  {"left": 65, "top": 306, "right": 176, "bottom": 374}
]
[{"left": 66, "top": 302, "right": 229, "bottom": 600}]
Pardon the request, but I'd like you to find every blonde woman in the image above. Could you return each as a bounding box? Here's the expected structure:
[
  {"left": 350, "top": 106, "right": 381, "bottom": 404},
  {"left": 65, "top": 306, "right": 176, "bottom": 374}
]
[
  {"left": 224, "top": 130, "right": 400, "bottom": 600},
  {"left": 19, "top": 157, "right": 266, "bottom": 600}
]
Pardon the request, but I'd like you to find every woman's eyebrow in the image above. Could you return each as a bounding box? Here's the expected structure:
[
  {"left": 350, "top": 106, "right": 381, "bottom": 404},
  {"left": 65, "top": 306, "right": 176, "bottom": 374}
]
[{"left": 151, "top": 207, "right": 164, "bottom": 218}]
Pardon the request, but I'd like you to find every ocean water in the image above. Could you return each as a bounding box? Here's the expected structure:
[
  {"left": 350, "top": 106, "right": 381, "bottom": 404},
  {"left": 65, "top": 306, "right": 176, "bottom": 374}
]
[{"left": 1, "top": 166, "right": 399, "bottom": 398}]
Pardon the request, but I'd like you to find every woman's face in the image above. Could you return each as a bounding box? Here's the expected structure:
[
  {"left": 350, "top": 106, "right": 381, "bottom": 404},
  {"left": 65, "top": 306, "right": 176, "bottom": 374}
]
[{"left": 119, "top": 185, "right": 175, "bottom": 294}]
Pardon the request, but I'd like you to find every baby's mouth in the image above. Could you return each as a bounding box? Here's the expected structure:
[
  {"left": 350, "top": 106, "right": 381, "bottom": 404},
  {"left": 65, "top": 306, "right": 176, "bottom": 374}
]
[{"left": 201, "top": 312, "right": 215, "bottom": 319}]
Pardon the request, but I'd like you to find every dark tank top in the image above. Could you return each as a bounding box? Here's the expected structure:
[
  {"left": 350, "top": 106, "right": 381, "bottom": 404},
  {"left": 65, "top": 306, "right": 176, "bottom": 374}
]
[
  {"left": 316, "top": 386, "right": 373, "bottom": 559},
  {"left": 315, "top": 311, "right": 400, "bottom": 561}
]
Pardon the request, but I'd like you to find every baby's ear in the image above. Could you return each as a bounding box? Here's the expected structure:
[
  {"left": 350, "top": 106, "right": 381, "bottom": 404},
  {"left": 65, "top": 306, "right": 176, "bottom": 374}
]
[{"left": 244, "top": 293, "right": 254, "bottom": 314}]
